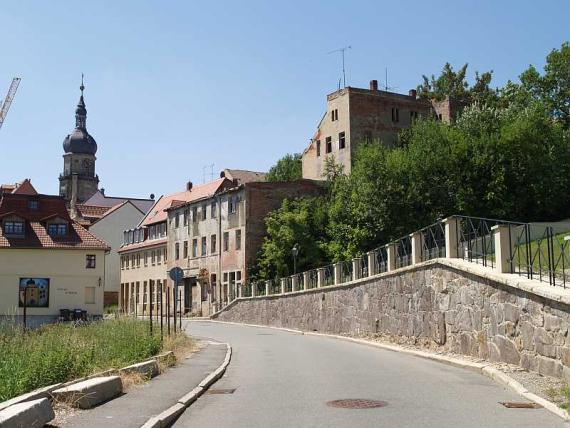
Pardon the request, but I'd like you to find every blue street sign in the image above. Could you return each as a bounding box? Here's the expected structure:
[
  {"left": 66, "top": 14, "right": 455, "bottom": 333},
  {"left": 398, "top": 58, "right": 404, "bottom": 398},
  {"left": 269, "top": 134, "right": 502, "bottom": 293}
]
[{"left": 169, "top": 267, "right": 184, "bottom": 284}]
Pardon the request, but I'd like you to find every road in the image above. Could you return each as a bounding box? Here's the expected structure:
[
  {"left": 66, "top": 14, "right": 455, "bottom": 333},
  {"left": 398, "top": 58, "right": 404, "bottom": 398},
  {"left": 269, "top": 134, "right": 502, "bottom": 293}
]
[{"left": 175, "top": 321, "right": 568, "bottom": 428}]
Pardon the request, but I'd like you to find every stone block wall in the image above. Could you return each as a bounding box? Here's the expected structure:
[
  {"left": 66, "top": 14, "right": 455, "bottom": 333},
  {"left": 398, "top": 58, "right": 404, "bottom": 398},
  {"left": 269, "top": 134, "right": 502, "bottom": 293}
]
[{"left": 215, "top": 262, "right": 570, "bottom": 379}]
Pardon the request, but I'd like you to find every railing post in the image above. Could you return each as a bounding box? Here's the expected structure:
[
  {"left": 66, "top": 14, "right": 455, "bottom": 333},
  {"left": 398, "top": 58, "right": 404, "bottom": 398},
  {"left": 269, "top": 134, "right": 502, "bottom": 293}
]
[
  {"left": 265, "top": 280, "right": 271, "bottom": 295},
  {"left": 280, "top": 278, "right": 286, "bottom": 294},
  {"left": 492, "top": 224, "right": 512, "bottom": 274},
  {"left": 352, "top": 258, "right": 361, "bottom": 281},
  {"left": 317, "top": 267, "right": 325, "bottom": 288},
  {"left": 410, "top": 231, "right": 423, "bottom": 265},
  {"left": 303, "top": 271, "right": 309, "bottom": 291},
  {"left": 237, "top": 283, "right": 242, "bottom": 298},
  {"left": 444, "top": 216, "right": 459, "bottom": 258},
  {"left": 367, "top": 251, "right": 377, "bottom": 276},
  {"left": 292, "top": 275, "right": 299, "bottom": 292},
  {"left": 334, "top": 262, "right": 342, "bottom": 284},
  {"left": 386, "top": 243, "right": 396, "bottom": 272},
  {"left": 252, "top": 282, "right": 257, "bottom": 297}
]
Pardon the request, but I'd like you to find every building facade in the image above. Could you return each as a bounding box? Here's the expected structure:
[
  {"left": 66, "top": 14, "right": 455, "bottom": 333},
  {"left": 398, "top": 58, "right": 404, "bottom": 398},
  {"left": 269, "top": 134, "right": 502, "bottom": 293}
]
[
  {"left": 0, "top": 191, "right": 109, "bottom": 326},
  {"left": 302, "top": 80, "right": 466, "bottom": 180},
  {"left": 166, "top": 179, "right": 323, "bottom": 316}
]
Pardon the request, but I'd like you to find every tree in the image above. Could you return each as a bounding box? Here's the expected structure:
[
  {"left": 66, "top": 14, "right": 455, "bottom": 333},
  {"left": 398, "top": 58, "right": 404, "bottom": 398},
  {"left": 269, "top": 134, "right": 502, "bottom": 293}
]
[{"left": 266, "top": 153, "right": 302, "bottom": 182}]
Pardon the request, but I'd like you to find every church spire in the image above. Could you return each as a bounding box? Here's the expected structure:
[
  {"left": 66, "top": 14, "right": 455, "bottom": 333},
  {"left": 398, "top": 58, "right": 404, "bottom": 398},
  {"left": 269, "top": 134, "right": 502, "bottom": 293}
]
[{"left": 75, "top": 73, "right": 87, "bottom": 129}]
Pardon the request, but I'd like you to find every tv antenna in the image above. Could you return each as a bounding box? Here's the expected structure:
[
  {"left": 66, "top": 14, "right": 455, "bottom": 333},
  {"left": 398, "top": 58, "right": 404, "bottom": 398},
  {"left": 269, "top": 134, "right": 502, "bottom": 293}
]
[
  {"left": 328, "top": 46, "right": 351, "bottom": 88},
  {"left": 384, "top": 67, "right": 397, "bottom": 92},
  {"left": 202, "top": 164, "right": 214, "bottom": 183}
]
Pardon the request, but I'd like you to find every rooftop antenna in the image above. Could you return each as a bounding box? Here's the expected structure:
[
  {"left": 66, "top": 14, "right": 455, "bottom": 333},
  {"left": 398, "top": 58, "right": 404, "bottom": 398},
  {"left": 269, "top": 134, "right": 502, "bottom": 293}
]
[
  {"left": 384, "top": 67, "right": 398, "bottom": 92},
  {"left": 328, "top": 46, "right": 351, "bottom": 88},
  {"left": 202, "top": 164, "right": 214, "bottom": 183}
]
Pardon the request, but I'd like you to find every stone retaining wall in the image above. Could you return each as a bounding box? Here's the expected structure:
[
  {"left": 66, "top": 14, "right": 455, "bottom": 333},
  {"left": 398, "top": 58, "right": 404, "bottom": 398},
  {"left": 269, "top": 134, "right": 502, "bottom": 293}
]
[{"left": 215, "top": 261, "right": 570, "bottom": 379}]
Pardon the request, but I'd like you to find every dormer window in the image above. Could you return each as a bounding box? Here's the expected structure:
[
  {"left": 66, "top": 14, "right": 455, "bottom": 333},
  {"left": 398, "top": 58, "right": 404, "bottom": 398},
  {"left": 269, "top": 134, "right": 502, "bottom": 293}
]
[
  {"left": 47, "top": 223, "right": 67, "bottom": 237},
  {"left": 28, "top": 200, "right": 39, "bottom": 210},
  {"left": 4, "top": 220, "right": 24, "bottom": 236}
]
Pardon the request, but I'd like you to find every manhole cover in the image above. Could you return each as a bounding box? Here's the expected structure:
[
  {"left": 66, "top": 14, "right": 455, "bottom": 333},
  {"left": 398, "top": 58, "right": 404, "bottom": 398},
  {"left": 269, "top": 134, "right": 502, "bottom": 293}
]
[
  {"left": 327, "top": 399, "right": 388, "bottom": 409},
  {"left": 499, "top": 401, "right": 542, "bottom": 409},
  {"left": 206, "top": 388, "right": 236, "bottom": 395}
]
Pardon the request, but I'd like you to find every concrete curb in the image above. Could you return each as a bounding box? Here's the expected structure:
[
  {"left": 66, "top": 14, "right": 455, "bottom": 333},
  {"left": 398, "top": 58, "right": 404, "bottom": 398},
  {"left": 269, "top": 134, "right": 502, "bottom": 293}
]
[
  {"left": 140, "top": 342, "right": 232, "bottom": 428},
  {"left": 206, "top": 319, "right": 570, "bottom": 422}
]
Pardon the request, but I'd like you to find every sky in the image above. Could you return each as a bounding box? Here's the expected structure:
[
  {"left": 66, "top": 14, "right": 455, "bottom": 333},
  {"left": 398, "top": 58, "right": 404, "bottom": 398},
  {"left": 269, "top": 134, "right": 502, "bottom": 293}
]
[{"left": 0, "top": 0, "right": 568, "bottom": 199}]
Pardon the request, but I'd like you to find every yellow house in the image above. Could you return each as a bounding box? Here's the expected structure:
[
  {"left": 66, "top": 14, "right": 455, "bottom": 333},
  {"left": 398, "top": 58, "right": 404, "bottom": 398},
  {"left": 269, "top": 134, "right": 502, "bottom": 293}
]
[{"left": 0, "top": 187, "right": 109, "bottom": 327}]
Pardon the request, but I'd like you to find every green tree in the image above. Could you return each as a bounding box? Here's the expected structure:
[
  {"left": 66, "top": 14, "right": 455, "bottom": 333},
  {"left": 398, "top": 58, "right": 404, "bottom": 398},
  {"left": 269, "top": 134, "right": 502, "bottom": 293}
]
[
  {"left": 417, "top": 63, "right": 470, "bottom": 101},
  {"left": 266, "top": 153, "right": 302, "bottom": 182}
]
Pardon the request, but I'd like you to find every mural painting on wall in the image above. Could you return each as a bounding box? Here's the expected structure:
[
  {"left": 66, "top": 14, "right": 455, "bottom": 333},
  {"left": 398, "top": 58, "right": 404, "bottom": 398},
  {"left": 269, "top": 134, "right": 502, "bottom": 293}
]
[{"left": 19, "top": 278, "right": 50, "bottom": 307}]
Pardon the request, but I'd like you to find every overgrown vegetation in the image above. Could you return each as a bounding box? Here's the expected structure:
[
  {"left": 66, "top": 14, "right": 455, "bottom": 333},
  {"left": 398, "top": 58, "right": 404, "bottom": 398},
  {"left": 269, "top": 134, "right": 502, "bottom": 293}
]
[
  {"left": 0, "top": 318, "right": 168, "bottom": 401},
  {"left": 266, "top": 153, "right": 302, "bottom": 182},
  {"left": 251, "top": 42, "right": 570, "bottom": 280}
]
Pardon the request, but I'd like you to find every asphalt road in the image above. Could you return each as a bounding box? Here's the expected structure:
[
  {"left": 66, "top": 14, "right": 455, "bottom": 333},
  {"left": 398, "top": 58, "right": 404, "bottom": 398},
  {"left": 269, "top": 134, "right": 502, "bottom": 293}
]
[{"left": 175, "top": 321, "right": 568, "bottom": 428}]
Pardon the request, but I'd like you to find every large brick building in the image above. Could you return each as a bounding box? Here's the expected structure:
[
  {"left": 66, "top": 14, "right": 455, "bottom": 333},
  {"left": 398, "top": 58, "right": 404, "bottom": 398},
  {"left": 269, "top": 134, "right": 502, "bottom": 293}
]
[
  {"left": 119, "top": 172, "right": 323, "bottom": 317},
  {"left": 301, "top": 80, "right": 466, "bottom": 180}
]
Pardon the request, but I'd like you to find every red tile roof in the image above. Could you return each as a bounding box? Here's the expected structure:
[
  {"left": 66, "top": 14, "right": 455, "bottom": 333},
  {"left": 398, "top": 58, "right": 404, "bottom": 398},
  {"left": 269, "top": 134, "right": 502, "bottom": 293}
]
[
  {"left": 0, "top": 193, "right": 109, "bottom": 250},
  {"left": 142, "top": 178, "right": 230, "bottom": 226},
  {"left": 76, "top": 204, "right": 111, "bottom": 220}
]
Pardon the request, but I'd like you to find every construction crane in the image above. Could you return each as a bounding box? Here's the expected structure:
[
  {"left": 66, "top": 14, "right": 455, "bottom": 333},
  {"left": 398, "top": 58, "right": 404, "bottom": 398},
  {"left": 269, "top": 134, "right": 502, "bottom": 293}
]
[{"left": 0, "top": 77, "right": 21, "bottom": 131}]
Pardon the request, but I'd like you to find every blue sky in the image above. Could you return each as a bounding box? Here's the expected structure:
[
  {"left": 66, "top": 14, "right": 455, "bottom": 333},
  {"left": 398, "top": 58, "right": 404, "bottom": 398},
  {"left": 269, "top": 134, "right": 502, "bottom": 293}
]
[{"left": 0, "top": 1, "right": 568, "bottom": 198}]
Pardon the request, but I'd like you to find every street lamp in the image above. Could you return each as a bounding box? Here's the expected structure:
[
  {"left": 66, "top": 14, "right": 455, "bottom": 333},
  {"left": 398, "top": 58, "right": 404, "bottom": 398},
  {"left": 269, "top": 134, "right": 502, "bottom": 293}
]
[{"left": 292, "top": 243, "right": 300, "bottom": 274}]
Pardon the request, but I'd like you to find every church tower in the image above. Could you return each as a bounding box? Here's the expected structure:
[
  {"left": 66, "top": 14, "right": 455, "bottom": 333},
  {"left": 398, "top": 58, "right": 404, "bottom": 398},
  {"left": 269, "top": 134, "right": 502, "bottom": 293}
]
[{"left": 59, "top": 77, "right": 99, "bottom": 206}]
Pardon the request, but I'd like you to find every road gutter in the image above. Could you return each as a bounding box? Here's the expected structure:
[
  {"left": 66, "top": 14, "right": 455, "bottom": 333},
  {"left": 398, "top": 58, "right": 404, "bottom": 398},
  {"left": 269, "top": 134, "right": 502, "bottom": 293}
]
[
  {"left": 204, "top": 319, "right": 570, "bottom": 423},
  {"left": 140, "top": 342, "right": 232, "bottom": 428}
]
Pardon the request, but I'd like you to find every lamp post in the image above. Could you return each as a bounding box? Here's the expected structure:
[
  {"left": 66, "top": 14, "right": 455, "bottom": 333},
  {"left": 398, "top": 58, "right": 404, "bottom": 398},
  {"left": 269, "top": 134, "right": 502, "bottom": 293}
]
[{"left": 292, "top": 243, "right": 300, "bottom": 274}]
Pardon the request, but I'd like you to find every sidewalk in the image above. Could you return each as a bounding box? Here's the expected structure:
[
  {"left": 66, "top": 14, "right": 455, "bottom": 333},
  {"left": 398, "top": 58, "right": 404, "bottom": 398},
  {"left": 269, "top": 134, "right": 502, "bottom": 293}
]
[{"left": 58, "top": 340, "right": 227, "bottom": 428}]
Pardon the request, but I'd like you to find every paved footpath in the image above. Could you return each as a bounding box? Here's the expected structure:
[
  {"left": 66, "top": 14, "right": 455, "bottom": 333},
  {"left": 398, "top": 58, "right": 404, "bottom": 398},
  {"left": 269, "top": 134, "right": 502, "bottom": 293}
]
[
  {"left": 61, "top": 334, "right": 227, "bottom": 428},
  {"left": 174, "top": 321, "right": 570, "bottom": 428}
]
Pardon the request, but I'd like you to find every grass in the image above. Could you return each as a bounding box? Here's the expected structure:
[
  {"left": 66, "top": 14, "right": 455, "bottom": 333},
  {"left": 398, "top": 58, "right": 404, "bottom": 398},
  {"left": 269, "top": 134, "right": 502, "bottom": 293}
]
[
  {"left": 0, "top": 317, "right": 177, "bottom": 402},
  {"left": 511, "top": 230, "right": 570, "bottom": 279}
]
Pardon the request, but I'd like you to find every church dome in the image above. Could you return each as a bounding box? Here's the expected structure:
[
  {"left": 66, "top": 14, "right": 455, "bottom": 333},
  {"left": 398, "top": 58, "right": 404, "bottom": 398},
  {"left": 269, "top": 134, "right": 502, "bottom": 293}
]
[
  {"left": 62, "top": 80, "right": 97, "bottom": 155},
  {"left": 63, "top": 127, "right": 97, "bottom": 154}
]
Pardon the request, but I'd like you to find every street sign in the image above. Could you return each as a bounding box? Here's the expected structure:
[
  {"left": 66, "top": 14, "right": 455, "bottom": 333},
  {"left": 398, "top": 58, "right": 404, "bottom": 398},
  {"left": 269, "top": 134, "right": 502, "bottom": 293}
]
[{"left": 169, "top": 267, "right": 184, "bottom": 284}]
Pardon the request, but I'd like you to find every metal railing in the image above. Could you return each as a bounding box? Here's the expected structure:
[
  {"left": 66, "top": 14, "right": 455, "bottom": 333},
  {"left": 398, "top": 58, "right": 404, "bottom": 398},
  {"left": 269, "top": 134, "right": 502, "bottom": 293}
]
[
  {"left": 323, "top": 264, "right": 335, "bottom": 286},
  {"left": 395, "top": 235, "right": 412, "bottom": 268},
  {"left": 307, "top": 269, "right": 318, "bottom": 289},
  {"left": 293, "top": 272, "right": 304, "bottom": 291},
  {"left": 510, "top": 223, "right": 570, "bottom": 288},
  {"left": 375, "top": 246, "right": 388, "bottom": 274},
  {"left": 242, "top": 283, "right": 252, "bottom": 297},
  {"left": 255, "top": 281, "right": 267, "bottom": 296},
  {"left": 340, "top": 261, "right": 353, "bottom": 283},
  {"left": 421, "top": 220, "right": 446, "bottom": 261},
  {"left": 361, "top": 254, "right": 369, "bottom": 277},
  {"left": 284, "top": 276, "right": 293, "bottom": 293}
]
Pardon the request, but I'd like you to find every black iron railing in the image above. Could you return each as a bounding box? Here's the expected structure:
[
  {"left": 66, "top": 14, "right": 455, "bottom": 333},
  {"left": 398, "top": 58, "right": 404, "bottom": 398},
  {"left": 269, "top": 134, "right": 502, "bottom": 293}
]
[
  {"left": 341, "top": 260, "right": 353, "bottom": 283},
  {"left": 323, "top": 264, "right": 335, "bottom": 286},
  {"left": 421, "top": 220, "right": 446, "bottom": 261},
  {"left": 395, "top": 235, "right": 412, "bottom": 268},
  {"left": 375, "top": 246, "right": 388, "bottom": 274},
  {"left": 307, "top": 269, "right": 318, "bottom": 289}
]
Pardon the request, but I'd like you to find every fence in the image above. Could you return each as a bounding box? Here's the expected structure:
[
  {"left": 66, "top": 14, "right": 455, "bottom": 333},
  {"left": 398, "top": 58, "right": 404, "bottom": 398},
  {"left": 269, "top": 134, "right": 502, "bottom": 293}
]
[{"left": 232, "top": 215, "right": 570, "bottom": 308}]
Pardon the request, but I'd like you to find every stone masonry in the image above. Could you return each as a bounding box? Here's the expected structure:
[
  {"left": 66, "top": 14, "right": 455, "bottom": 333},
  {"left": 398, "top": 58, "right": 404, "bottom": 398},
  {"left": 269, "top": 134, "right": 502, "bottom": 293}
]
[{"left": 215, "top": 261, "right": 570, "bottom": 380}]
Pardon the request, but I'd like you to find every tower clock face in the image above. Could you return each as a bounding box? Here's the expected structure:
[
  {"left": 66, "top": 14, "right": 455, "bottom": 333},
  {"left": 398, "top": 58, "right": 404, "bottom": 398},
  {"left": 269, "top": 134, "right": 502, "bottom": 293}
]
[{"left": 82, "top": 159, "right": 94, "bottom": 174}]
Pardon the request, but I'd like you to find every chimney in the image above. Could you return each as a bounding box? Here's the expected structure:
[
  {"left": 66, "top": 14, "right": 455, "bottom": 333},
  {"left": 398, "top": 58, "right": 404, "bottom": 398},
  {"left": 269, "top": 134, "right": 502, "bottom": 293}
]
[
  {"left": 100, "top": 188, "right": 105, "bottom": 196},
  {"left": 370, "top": 80, "right": 378, "bottom": 91},
  {"left": 150, "top": 193, "right": 155, "bottom": 200},
  {"left": 186, "top": 181, "right": 193, "bottom": 191},
  {"left": 408, "top": 89, "right": 417, "bottom": 98}
]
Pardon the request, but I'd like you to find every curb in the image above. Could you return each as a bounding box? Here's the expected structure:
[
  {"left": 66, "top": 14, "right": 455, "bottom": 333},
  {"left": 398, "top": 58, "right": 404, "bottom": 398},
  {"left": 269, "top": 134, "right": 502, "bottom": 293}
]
[
  {"left": 140, "top": 342, "right": 232, "bottom": 428},
  {"left": 205, "top": 319, "right": 570, "bottom": 422}
]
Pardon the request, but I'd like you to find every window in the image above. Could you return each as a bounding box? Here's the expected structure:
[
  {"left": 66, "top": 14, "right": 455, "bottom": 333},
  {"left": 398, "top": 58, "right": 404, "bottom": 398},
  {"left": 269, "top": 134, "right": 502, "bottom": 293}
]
[
  {"left": 228, "top": 197, "right": 236, "bottom": 214},
  {"left": 164, "top": 248, "right": 167, "bottom": 261},
  {"left": 235, "top": 229, "right": 242, "bottom": 250},
  {"left": 85, "top": 286, "right": 95, "bottom": 304},
  {"left": 86, "top": 255, "right": 96, "bottom": 269},
  {"left": 211, "top": 234, "right": 217, "bottom": 253},
  {"left": 175, "top": 212, "right": 180, "bottom": 228},
  {"left": 339, "top": 132, "right": 346, "bottom": 149},
  {"left": 4, "top": 220, "right": 24, "bottom": 235},
  {"left": 331, "top": 109, "right": 338, "bottom": 121},
  {"left": 183, "top": 241, "right": 188, "bottom": 258},
  {"left": 316, "top": 140, "right": 321, "bottom": 157},
  {"left": 223, "top": 232, "right": 229, "bottom": 251},
  {"left": 151, "top": 250, "right": 156, "bottom": 264},
  {"left": 175, "top": 242, "right": 180, "bottom": 260},
  {"left": 192, "top": 207, "right": 198, "bottom": 222},
  {"left": 28, "top": 200, "right": 39, "bottom": 210},
  {"left": 202, "top": 236, "right": 207, "bottom": 255},
  {"left": 183, "top": 210, "right": 189, "bottom": 226},
  {"left": 325, "top": 136, "right": 332, "bottom": 154},
  {"left": 391, "top": 107, "right": 400, "bottom": 123},
  {"left": 144, "top": 251, "right": 148, "bottom": 266},
  {"left": 192, "top": 238, "right": 198, "bottom": 257},
  {"left": 223, "top": 272, "right": 228, "bottom": 283},
  {"left": 202, "top": 205, "right": 207, "bottom": 220},
  {"left": 136, "top": 253, "right": 141, "bottom": 267},
  {"left": 211, "top": 202, "right": 217, "bottom": 218},
  {"left": 47, "top": 223, "right": 67, "bottom": 237}
]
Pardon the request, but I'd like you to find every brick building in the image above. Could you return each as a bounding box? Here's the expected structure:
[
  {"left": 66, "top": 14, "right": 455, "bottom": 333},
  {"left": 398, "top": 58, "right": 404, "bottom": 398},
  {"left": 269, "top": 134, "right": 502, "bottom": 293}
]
[
  {"left": 166, "top": 176, "right": 323, "bottom": 316},
  {"left": 302, "top": 80, "right": 466, "bottom": 180}
]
